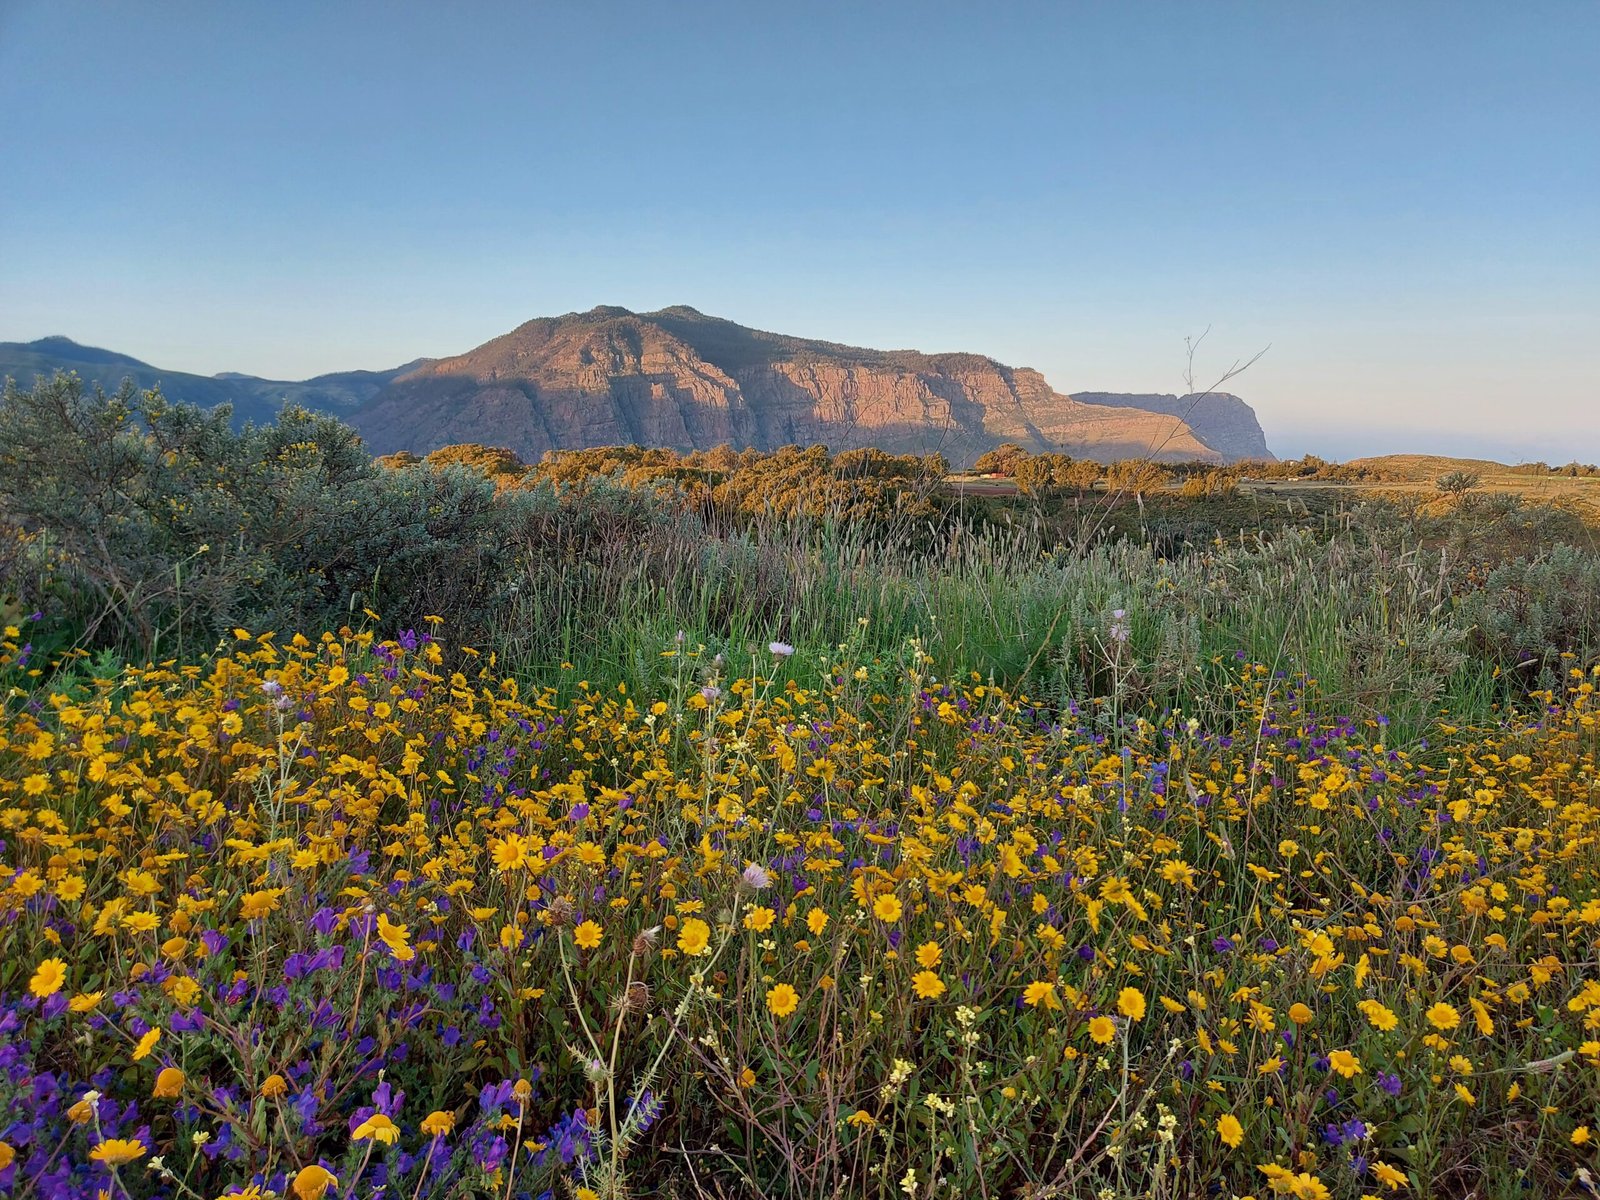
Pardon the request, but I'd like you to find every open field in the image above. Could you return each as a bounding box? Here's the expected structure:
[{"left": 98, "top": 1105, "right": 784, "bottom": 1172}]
[
  {"left": 4, "top": 380, "right": 1600, "bottom": 1199},
  {"left": 950, "top": 459, "right": 1600, "bottom": 524}
]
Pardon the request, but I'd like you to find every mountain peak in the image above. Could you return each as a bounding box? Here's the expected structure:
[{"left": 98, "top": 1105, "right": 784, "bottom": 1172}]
[
  {"left": 354, "top": 309, "right": 1260, "bottom": 466},
  {"left": 4, "top": 313, "right": 1274, "bottom": 465}
]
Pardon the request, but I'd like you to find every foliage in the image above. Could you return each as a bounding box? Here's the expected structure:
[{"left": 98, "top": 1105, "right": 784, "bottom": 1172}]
[
  {"left": 1455, "top": 544, "right": 1600, "bottom": 687},
  {"left": 1435, "top": 470, "right": 1481, "bottom": 496},
  {"left": 2, "top": 627, "right": 1600, "bottom": 1198},
  {"left": 0, "top": 373, "right": 525, "bottom": 653}
]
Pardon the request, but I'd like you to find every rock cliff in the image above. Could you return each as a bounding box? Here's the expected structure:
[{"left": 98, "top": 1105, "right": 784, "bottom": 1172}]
[
  {"left": 1070, "top": 392, "right": 1274, "bottom": 462},
  {"left": 354, "top": 307, "right": 1245, "bottom": 467}
]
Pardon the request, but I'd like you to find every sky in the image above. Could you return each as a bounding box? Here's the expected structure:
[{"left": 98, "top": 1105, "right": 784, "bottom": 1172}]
[{"left": 1, "top": 1, "right": 1596, "bottom": 462}]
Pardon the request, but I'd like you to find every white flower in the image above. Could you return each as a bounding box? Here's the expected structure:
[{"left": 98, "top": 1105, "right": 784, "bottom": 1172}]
[
  {"left": 769, "top": 641, "right": 795, "bottom": 658},
  {"left": 741, "top": 863, "right": 771, "bottom": 890}
]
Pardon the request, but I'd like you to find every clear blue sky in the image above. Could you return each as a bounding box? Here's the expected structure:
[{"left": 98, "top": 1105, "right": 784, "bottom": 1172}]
[{"left": 2, "top": 1, "right": 1596, "bottom": 461}]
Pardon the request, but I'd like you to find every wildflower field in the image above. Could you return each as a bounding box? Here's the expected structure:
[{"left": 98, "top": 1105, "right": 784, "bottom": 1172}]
[
  {"left": 3, "top": 616, "right": 1600, "bottom": 1200},
  {"left": 6, "top": 378, "right": 1600, "bottom": 1199}
]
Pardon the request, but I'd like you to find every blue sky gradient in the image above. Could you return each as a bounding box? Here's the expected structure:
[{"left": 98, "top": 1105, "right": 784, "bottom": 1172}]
[{"left": 2, "top": 1, "right": 1595, "bottom": 460}]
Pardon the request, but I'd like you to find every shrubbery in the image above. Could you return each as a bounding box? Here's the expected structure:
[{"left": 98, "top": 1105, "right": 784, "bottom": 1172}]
[
  {"left": 0, "top": 374, "right": 523, "bottom": 653},
  {"left": 4, "top": 371, "right": 1600, "bottom": 718}
]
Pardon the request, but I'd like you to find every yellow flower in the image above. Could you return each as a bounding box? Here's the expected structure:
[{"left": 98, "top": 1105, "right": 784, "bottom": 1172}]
[
  {"left": 573, "top": 920, "right": 603, "bottom": 950},
  {"left": 912, "top": 970, "right": 946, "bottom": 999},
  {"left": 0, "top": 1143, "right": 14, "bottom": 1171},
  {"left": 29, "top": 957, "right": 66, "bottom": 998},
  {"left": 490, "top": 834, "right": 529, "bottom": 872},
  {"left": 352, "top": 1113, "right": 400, "bottom": 1144},
  {"left": 1023, "top": 981, "right": 1060, "bottom": 1010},
  {"left": 167, "top": 974, "right": 201, "bottom": 1009},
  {"left": 153, "top": 1067, "right": 185, "bottom": 1098},
  {"left": 1573, "top": 1126, "right": 1592, "bottom": 1146},
  {"left": 421, "top": 1110, "right": 456, "bottom": 1136},
  {"left": 575, "top": 1189, "right": 601, "bottom": 1200},
  {"left": 743, "top": 906, "right": 776, "bottom": 932},
  {"left": 1216, "top": 1112, "right": 1244, "bottom": 1148},
  {"left": 1427, "top": 1003, "right": 1461, "bottom": 1031},
  {"left": 738, "top": 1066, "right": 757, "bottom": 1088},
  {"left": 375, "top": 913, "right": 414, "bottom": 962},
  {"left": 872, "top": 893, "right": 903, "bottom": 923},
  {"left": 122, "top": 911, "right": 160, "bottom": 934},
  {"left": 1327, "top": 1049, "right": 1363, "bottom": 1078},
  {"left": 1116, "top": 987, "right": 1147, "bottom": 1021},
  {"left": 1469, "top": 997, "right": 1495, "bottom": 1035},
  {"left": 1087, "top": 1015, "right": 1116, "bottom": 1044},
  {"left": 1359, "top": 1000, "right": 1399, "bottom": 1032},
  {"left": 677, "top": 917, "right": 710, "bottom": 956},
  {"left": 914, "top": 941, "right": 942, "bottom": 968},
  {"left": 291, "top": 1164, "right": 338, "bottom": 1200},
  {"left": 261, "top": 1073, "right": 289, "bottom": 1098},
  {"left": 132, "top": 1027, "right": 161, "bottom": 1061},
  {"left": 1288, "top": 1003, "right": 1314, "bottom": 1026},
  {"left": 239, "top": 888, "right": 285, "bottom": 921},
  {"left": 806, "top": 907, "right": 829, "bottom": 936},
  {"left": 89, "top": 1137, "right": 146, "bottom": 1166},
  {"left": 1371, "top": 1159, "right": 1408, "bottom": 1190},
  {"left": 767, "top": 982, "right": 800, "bottom": 1018},
  {"left": 69, "top": 991, "right": 104, "bottom": 1013}
]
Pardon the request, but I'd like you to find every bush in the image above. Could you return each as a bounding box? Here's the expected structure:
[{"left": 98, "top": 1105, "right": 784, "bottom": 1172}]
[
  {"left": 1455, "top": 544, "right": 1600, "bottom": 684},
  {"left": 0, "top": 373, "right": 525, "bottom": 653}
]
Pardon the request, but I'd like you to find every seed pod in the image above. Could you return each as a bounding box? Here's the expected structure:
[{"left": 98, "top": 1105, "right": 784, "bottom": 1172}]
[
  {"left": 632, "top": 925, "right": 661, "bottom": 957},
  {"left": 625, "top": 981, "right": 651, "bottom": 1013},
  {"left": 547, "top": 897, "right": 576, "bottom": 928}
]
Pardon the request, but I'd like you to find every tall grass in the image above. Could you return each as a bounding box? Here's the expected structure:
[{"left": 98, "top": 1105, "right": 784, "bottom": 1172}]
[{"left": 488, "top": 512, "right": 1490, "bottom": 743}]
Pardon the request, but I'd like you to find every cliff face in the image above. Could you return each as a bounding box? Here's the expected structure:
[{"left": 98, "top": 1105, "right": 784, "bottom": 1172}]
[
  {"left": 354, "top": 307, "right": 1240, "bottom": 466},
  {"left": 1070, "top": 392, "right": 1274, "bottom": 462}
]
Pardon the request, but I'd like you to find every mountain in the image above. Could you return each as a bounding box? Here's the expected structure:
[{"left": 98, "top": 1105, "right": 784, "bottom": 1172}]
[
  {"left": 1070, "top": 392, "right": 1273, "bottom": 462},
  {"left": 0, "top": 336, "right": 422, "bottom": 425},
  {"left": 354, "top": 306, "right": 1257, "bottom": 466},
  {"left": 3, "top": 314, "right": 1275, "bottom": 466}
]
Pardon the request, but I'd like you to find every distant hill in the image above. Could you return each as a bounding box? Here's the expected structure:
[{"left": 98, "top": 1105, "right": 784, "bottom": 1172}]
[
  {"left": 3, "top": 313, "right": 1276, "bottom": 467},
  {"left": 354, "top": 306, "right": 1265, "bottom": 466},
  {"left": 0, "top": 336, "right": 422, "bottom": 426},
  {"left": 1070, "top": 391, "right": 1273, "bottom": 462}
]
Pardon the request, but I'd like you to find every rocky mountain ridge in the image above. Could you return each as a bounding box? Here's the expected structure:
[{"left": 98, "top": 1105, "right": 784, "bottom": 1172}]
[
  {"left": 356, "top": 307, "right": 1273, "bottom": 466},
  {"left": 2, "top": 311, "right": 1275, "bottom": 466}
]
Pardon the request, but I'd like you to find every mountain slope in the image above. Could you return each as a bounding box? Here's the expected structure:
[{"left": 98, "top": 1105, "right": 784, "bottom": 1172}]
[
  {"left": 0, "top": 337, "right": 420, "bottom": 425},
  {"left": 3, "top": 317, "right": 1275, "bottom": 467},
  {"left": 355, "top": 307, "right": 1233, "bottom": 466}
]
